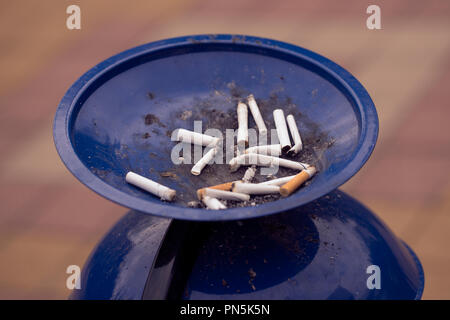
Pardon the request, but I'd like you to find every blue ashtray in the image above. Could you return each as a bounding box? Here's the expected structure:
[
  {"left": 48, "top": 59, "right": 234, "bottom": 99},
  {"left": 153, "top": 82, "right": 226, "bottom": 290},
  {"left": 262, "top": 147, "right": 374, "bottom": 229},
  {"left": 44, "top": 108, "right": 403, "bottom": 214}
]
[{"left": 54, "top": 34, "right": 378, "bottom": 221}]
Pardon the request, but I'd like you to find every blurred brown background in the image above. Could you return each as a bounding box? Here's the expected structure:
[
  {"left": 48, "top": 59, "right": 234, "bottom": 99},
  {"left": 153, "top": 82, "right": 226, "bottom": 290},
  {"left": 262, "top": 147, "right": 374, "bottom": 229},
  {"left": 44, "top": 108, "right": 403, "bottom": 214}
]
[{"left": 0, "top": 0, "right": 449, "bottom": 299}]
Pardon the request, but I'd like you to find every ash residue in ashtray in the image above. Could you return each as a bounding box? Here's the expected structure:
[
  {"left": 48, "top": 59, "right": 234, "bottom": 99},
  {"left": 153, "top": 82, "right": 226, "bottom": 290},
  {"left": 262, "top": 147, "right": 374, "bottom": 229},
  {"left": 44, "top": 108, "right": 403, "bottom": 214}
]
[
  {"left": 168, "top": 85, "right": 333, "bottom": 209},
  {"left": 123, "top": 83, "right": 334, "bottom": 209},
  {"left": 144, "top": 113, "right": 166, "bottom": 127}
]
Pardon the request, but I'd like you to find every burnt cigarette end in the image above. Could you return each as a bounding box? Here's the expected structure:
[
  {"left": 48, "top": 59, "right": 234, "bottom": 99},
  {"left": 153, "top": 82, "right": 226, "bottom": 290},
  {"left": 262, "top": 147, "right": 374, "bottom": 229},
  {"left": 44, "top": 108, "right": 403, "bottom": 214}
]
[{"left": 281, "top": 145, "right": 291, "bottom": 153}]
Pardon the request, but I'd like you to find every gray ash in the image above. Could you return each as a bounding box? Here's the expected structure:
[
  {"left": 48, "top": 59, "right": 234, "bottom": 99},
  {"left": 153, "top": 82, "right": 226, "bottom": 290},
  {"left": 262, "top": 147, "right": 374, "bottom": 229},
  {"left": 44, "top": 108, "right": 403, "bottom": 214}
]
[{"left": 144, "top": 113, "right": 166, "bottom": 127}]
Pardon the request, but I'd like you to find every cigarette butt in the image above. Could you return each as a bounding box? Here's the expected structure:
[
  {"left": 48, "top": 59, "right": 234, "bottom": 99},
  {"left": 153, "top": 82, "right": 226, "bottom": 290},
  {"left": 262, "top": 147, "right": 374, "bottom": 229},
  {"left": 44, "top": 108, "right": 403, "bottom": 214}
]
[
  {"left": 286, "top": 114, "right": 303, "bottom": 154},
  {"left": 273, "top": 109, "right": 291, "bottom": 153},
  {"left": 191, "top": 147, "right": 217, "bottom": 175},
  {"left": 204, "top": 188, "right": 250, "bottom": 201},
  {"left": 126, "top": 171, "right": 176, "bottom": 201},
  {"left": 232, "top": 181, "right": 280, "bottom": 195},
  {"left": 202, "top": 196, "right": 227, "bottom": 210},
  {"left": 258, "top": 175, "right": 297, "bottom": 186},
  {"left": 247, "top": 94, "right": 267, "bottom": 135},
  {"left": 197, "top": 187, "right": 249, "bottom": 201},
  {"left": 237, "top": 102, "right": 248, "bottom": 148},
  {"left": 229, "top": 153, "right": 273, "bottom": 172},
  {"left": 242, "top": 166, "right": 257, "bottom": 183},
  {"left": 280, "top": 166, "right": 316, "bottom": 197},
  {"left": 244, "top": 144, "right": 282, "bottom": 156},
  {"left": 274, "top": 157, "right": 308, "bottom": 170},
  {"left": 229, "top": 153, "right": 308, "bottom": 172},
  {"left": 174, "top": 128, "right": 220, "bottom": 147}
]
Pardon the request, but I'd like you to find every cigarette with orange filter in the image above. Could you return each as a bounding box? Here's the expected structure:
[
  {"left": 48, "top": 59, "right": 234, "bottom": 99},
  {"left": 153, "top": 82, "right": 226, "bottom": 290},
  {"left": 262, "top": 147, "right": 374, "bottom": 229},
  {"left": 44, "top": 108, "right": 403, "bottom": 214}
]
[{"left": 279, "top": 166, "right": 316, "bottom": 197}]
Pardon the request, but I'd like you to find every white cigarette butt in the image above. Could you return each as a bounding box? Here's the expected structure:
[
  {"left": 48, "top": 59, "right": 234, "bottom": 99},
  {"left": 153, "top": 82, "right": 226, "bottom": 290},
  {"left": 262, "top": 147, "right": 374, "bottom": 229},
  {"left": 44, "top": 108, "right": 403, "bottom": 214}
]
[
  {"left": 237, "top": 102, "right": 248, "bottom": 148},
  {"left": 247, "top": 94, "right": 267, "bottom": 135},
  {"left": 204, "top": 188, "right": 250, "bottom": 201},
  {"left": 229, "top": 153, "right": 308, "bottom": 172},
  {"left": 232, "top": 181, "right": 280, "bottom": 195},
  {"left": 174, "top": 128, "right": 220, "bottom": 147},
  {"left": 202, "top": 196, "right": 227, "bottom": 210},
  {"left": 286, "top": 114, "right": 303, "bottom": 154},
  {"left": 191, "top": 147, "right": 217, "bottom": 175},
  {"left": 244, "top": 144, "right": 281, "bottom": 156},
  {"left": 126, "top": 171, "right": 176, "bottom": 201},
  {"left": 242, "top": 166, "right": 257, "bottom": 183},
  {"left": 258, "top": 175, "right": 297, "bottom": 186},
  {"left": 273, "top": 109, "right": 291, "bottom": 152}
]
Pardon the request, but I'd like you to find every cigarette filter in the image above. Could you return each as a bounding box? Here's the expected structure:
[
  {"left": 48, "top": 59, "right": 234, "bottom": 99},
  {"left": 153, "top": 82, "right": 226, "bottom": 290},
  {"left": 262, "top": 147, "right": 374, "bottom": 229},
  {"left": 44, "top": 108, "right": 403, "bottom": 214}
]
[
  {"left": 208, "top": 181, "right": 234, "bottom": 191},
  {"left": 232, "top": 181, "right": 280, "bottom": 195},
  {"left": 125, "top": 171, "right": 176, "bottom": 201},
  {"left": 175, "top": 128, "right": 220, "bottom": 147},
  {"left": 280, "top": 166, "right": 317, "bottom": 197},
  {"left": 237, "top": 102, "right": 249, "bottom": 148},
  {"left": 286, "top": 114, "right": 303, "bottom": 154},
  {"left": 273, "top": 109, "right": 291, "bottom": 152},
  {"left": 247, "top": 94, "right": 267, "bottom": 135},
  {"left": 191, "top": 147, "right": 217, "bottom": 175},
  {"left": 202, "top": 196, "right": 227, "bottom": 210}
]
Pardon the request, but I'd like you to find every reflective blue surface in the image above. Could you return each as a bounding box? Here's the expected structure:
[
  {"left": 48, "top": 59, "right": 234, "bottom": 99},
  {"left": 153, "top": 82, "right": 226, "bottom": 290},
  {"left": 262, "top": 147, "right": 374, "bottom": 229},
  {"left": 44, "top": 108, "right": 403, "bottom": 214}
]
[
  {"left": 185, "top": 191, "right": 424, "bottom": 300},
  {"left": 71, "top": 190, "right": 424, "bottom": 300},
  {"left": 54, "top": 34, "right": 378, "bottom": 221},
  {"left": 70, "top": 213, "right": 170, "bottom": 300}
]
